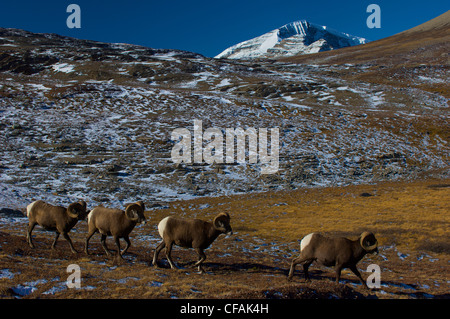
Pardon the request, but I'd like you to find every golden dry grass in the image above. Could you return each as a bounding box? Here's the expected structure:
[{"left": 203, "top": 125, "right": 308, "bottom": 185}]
[
  {"left": 1, "top": 178, "right": 449, "bottom": 299},
  {"left": 171, "top": 178, "right": 450, "bottom": 252}
]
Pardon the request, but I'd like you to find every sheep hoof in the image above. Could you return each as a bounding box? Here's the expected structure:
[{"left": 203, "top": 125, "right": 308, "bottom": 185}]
[
  {"left": 113, "top": 255, "right": 127, "bottom": 264},
  {"left": 168, "top": 262, "right": 179, "bottom": 270},
  {"left": 196, "top": 266, "right": 205, "bottom": 274},
  {"left": 116, "top": 253, "right": 125, "bottom": 260}
]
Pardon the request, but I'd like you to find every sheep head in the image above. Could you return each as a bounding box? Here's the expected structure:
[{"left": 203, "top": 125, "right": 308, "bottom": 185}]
[
  {"left": 360, "top": 232, "right": 378, "bottom": 253},
  {"left": 213, "top": 212, "right": 232, "bottom": 235},
  {"left": 125, "top": 202, "right": 146, "bottom": 225},
  {"left": 67, "top": 201, "right": 88, "bottom": 220}
]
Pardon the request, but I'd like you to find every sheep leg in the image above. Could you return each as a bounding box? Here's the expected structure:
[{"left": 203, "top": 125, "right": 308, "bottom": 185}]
[
  {"left": 288, "top": 255, "right": 313, "bottom": 281},
  {"left": 26, "top": 222, "right": 37, "bottom": 248},
  {"left": 303, "top": 260, "right": 313, "bottom": 282},
  {"left": 349, "top": 265, "right": 368, "bottom": 288},
  {"left": 193, "top": 248, "right": 206, "bottom": 273},
  {"left": 84, "top": 229, "right": 96, "bottom": 255},
  {"left": 121, "top": 236, "right": 131, "bottom": 256},
  {"left": 51, "top": 232, "right": 60, "bottom": 249},
  {"left": 335, "top": 265, "right": 343, "bottom": 284},
  {"left": 165, "top": 242, "right": 178, "bottom": 269},
  {"left": 100, "top": 234, "right": 111, "bottom": 256},
  {"left": 62, "top": 232, "right": 77, "bottom": 254},
  {"left": 114, "top": 235, "right": 123, "bottom": 259},
  {"left": 152, "top": 241, "right": 165, "bottom": 267}
]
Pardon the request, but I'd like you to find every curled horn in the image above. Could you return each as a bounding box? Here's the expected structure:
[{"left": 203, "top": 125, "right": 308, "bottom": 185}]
[
  {"left": 135, "top": 200, "right": 145, "bottom": 211},
  {"left": 67, "top": 202, "right": 84, "bottom": 219},
  {"left": 125, "top": 203, "right": 142, "bottom": 221},
  {"left": 78, "top": 200, "right": 87, "bottom": 211},
  {"left": 213, "top": 212, "right": 230, "bottom": 232},
  {"left": 360, "top": 232, "right": 378, "bottom": 251}
]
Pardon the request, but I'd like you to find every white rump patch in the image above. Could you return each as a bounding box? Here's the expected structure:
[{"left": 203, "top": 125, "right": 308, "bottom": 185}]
[
  {"left": 300, "top": 233, "right": 315, "bottom": 251},
  {"left": 87, "top": 209, "right": 94, "bottom": 224},
  {"left": 158, "top": 216, "right": 170, "bottom": 239},
  {"left": 26, "top": 201, "right": 39, "bottom": 217}
]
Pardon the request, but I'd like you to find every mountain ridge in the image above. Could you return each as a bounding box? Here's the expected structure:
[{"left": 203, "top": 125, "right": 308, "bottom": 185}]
[
  {"left": 280, "top": 10, "right": 449, "bottom": 98},
  {"left": 215, "top": 20, "right": 367, "bottom": 60},
  {"left": 281, "top": 10, "right": 450, "bottom": 66}
]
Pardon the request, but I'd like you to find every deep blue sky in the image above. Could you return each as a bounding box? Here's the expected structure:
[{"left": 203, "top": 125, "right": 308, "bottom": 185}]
[{"left": 0, "top": 1, "right": 448, "bottom": 57}]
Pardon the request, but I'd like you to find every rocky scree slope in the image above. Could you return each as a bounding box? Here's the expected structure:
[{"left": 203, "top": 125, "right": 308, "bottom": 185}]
[{"left": 0, "top": 27, "right": 448, "bottom": 210}]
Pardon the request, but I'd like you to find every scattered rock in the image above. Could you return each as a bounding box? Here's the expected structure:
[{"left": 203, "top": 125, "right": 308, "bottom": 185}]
[
  {"left": 360, "top": 192, "right": 374, "bottom": 197},
  {"left": 0, "top": 208, "right": 25, "bottom": 218}
]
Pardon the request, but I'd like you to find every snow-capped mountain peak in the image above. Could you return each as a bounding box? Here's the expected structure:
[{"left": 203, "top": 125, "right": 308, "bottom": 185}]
[{"left": 215, "top": 20, "right": 368, "bottom": 60}]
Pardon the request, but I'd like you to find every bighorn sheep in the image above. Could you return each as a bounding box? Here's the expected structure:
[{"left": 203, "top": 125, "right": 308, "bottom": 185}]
[
  {"left": 26, "top": 200, "right": 88, "bottom": 253},
  {"left": 152, "top": 212, "right": 232, "bottom": 273},
  {"left": 85, "top": 201, "right": 146, "bottom": 258},
  {"left": 288, "top": 232, "right": 378, "bottom": 288}
]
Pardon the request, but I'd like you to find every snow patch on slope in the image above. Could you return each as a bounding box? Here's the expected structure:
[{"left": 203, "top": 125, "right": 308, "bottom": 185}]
[
  {"left": 52, "top": 63, "right": 75, "bottom": 73},
  {"left": 216, "top": 20, "right": 368, "bottom": 60}
]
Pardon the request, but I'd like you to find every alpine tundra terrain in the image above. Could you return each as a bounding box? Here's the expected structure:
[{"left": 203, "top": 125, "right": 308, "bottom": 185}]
[{"left": 0, "top": 10, "right": 449, "bottom": 299}]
